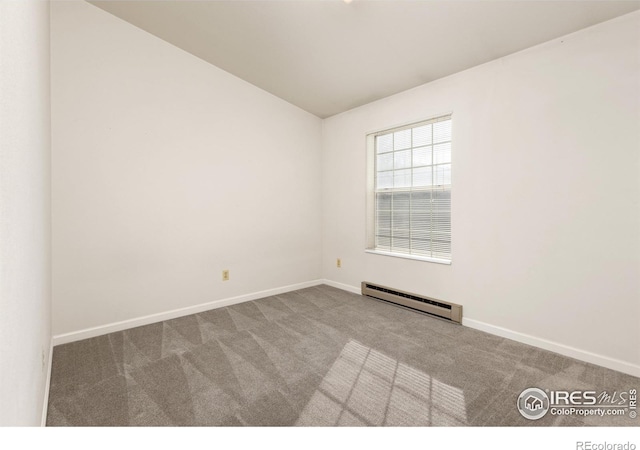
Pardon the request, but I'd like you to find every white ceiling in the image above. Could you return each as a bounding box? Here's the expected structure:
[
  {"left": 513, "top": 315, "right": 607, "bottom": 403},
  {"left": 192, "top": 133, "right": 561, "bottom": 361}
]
[{"left": 89, "top": 0, "right": 640, "bottom": 118}]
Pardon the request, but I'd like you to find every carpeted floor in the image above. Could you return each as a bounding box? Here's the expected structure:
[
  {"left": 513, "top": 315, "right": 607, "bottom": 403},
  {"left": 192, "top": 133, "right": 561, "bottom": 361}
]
[{"left": 46, "top": 284, "right": 639, "bottom": 426}]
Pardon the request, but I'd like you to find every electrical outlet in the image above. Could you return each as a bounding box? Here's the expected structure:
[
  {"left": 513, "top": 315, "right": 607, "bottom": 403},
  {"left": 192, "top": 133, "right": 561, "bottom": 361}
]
[
  {"left": 337, "top": 258, "right": 341, "bottom": 268},
  {"left": 222, "top": 270, "right": 229, "bottom": 281}
]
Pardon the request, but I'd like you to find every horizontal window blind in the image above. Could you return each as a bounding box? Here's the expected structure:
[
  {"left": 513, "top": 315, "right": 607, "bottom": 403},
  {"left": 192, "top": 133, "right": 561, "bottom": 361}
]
[{"left": 374, "top": 115, "right": 451, "bottom": 261}]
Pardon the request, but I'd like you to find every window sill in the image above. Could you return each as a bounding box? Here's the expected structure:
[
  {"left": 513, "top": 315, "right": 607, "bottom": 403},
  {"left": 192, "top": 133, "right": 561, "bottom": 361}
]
[{"left": 364, "top": 249, "right": 452, "bottom": 265}]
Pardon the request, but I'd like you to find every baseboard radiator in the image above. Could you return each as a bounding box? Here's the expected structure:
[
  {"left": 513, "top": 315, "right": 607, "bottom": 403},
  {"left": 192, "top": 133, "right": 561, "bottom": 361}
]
[{"left": 361, "top": 282, "right": 462, "bottom": 324}]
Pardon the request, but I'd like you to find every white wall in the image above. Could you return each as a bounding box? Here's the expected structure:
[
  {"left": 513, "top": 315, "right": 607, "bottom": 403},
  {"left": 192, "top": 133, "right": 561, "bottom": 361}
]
[
  {"left": 51, "top": 1, "right": 322, "bottom": 336},
  {"left": 0, "top": 0, "right": 52, "bottom": 426},
  {"left": 322, "top": 12, "right": 640, "bottom": 374},
  {"left": 51, "top": 1, "right": 639, "bottom": 376}
]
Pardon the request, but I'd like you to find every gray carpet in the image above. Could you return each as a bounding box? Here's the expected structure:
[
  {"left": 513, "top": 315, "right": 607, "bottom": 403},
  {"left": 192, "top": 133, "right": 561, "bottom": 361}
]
[{"left": 46, "top": 284, "right": 639, "bottom": 426}]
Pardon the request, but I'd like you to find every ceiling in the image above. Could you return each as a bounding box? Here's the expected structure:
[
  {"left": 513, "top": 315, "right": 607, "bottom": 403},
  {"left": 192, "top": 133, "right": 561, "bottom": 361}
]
[{"left": 89, "top": 0, "right": 640, "bottom": 118}]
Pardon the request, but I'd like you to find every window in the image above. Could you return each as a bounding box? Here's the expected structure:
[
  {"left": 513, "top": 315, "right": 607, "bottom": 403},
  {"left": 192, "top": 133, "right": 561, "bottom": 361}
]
[{"left": 366, "top": 115, "right": 452, "bottom": 263}]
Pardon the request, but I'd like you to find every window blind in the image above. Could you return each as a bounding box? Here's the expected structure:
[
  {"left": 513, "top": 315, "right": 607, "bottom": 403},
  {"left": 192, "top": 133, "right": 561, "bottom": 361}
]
[{"left": 373, "top": 115, "right": 452, "bottom": 261}]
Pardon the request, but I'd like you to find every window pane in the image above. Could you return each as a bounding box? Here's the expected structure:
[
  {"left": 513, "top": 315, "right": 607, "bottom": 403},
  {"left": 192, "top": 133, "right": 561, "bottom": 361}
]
[
  {"left": 433, "top": 164, "right": 451, "bottom": 185},
  {"left": 393, "top": 149, "right": 411, "bottom": 169},
  {"left": 432, "top": 190, "right": 451, "bottom": 219},
  {"left": 392, "top": 210, "right": 410, "bottom": 231},
  {"left": 432, "top": 242, "right": 451, "bottom": 259},
  {"left": 432, "top": 189, "right": 450, "bottom": 205},
  {"left": 393, "top": 129, "right": 411, "bottom": 150},
  {"left": 411, "top": 228, "right": 431, "bottom": 241},
  {"left": 411, "top": 214, "right": 430, "bottom": 237},
  {"left": 433, "top": 119, "right": 451, "bottom": 144},
  {"left": 432, "top": 213, "right": 450, "bottom": 231},
  {"left": 377, "top": 208, "right": 391, "bottom": 224},
  {"left": 375, "top": 230, "right": 391, "bottom": 250},
  {"left": 433, "top": 142, "right": 451, "bottom": 164},
  {"left": 393, "top": 169, "right": 411, "bottom": 188},
  {"left": 376, "top": 192, "right": 392, "bottom": 210},
  {"left": 392, "top": 192, "right": 410, "bottom": 209},
  {"left": 391, "top": 192, "right": 410, "bottom": 253},
  {"left": 411, "top": 190, "right": 431, "bottom": 257},
  {"left": 391, "top": 238, "right": 411, "bottom": 254},
  {"left": 411, "top": 190, "right": 431, "bottom": 209},
  {"left": 376, "top": 134, "right": 393, "bottom": 154},
  {"left": 376, "top": 211, "right": 391, "bottom": 248},
  {"left": 377, "top": 170, "right": 393, "bottom": 189},
  {"left": 377, "top": 152, "right": 393, "bottom": 171},
  {"left": 412, "top": 166, "right": 432, "bottom": 187},
  {"left": 371, "top": 116, "right": 451, "bottom": 261},
  {"left": 411, "top": 242, "right": 432, "bottom": 256},
  {"left": 412, "top": 146, "right": 431, "bottom": 167},
  {"left": 432, "top": 190, "right": 451, "bottom": 236},
  {"left": 413, "top": 124, "right": 432, "bottom": 147},
  {"left": 432, "top": 189, "right": 451, "bottom": 259}
]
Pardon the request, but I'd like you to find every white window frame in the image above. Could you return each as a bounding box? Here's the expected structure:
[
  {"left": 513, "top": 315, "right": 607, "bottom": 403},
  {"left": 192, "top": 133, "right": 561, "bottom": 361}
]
[{"left": 365, "top": 114, "right": 452, "bottom": 265}]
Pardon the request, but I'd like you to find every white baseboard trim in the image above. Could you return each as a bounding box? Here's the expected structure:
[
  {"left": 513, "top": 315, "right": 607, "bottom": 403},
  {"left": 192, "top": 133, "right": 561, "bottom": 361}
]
[
  {"left": 321, "top": 278, "right": 640, "bottom": 377},
  {"left": 52, "top": 279, "right": 324, "bottom": 346},
  {"left": 51, "top": 276, "right": 640, "bottom": 378},
  {"left": 320, "top": 279, "right": 361, "bottom": 295},
  {"left": 41, "top": 337, "right": 53, "bottom": 427},
  {"left": 463, "top": 317, "right": 640, "bottom": 378}
]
